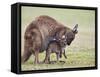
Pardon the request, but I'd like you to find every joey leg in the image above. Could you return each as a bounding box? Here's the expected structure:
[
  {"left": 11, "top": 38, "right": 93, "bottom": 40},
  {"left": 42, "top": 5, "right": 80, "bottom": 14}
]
[{"left": 63, "top": 49, "right": 67, "bottom": 59}]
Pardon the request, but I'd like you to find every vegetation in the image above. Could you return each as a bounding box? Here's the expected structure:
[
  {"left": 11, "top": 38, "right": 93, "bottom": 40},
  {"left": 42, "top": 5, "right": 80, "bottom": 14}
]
[{"left": 21, "top": 6, "right": 95, "bottom": 70}]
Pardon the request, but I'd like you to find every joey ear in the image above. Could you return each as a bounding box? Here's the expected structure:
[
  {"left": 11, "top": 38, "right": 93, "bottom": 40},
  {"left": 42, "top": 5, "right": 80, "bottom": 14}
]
[
  {"left": 55, "top": 27, "right": 67, "bottom": 41},
  {"left": 72, "top": 24, "right": 78, "bottom": 34},
  {"left": 55, "top": 31, "right": 59, "bottom": 39}
]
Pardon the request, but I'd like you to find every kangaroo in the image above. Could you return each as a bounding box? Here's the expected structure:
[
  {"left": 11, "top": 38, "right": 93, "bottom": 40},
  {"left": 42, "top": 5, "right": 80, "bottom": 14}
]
[
  {"left": 44, "top": 40, "right": 67, "bottom": 64},
  {"left": 22, "top": 15, "right": 78, "bottom": 64}
]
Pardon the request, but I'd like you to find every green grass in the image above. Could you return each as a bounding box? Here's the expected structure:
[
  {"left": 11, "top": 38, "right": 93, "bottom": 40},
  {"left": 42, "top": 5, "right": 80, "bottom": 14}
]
[
  {"left": 21, "top": 6, "right": 95, "bottom": 71},
  {"left": 22, "top": 49, "right": 95, "bottom": 70}
]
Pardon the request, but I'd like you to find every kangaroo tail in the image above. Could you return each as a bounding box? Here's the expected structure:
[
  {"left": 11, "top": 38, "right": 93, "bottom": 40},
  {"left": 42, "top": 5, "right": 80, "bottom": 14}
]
[{"left": 21, "top": 50, "right": 32, "bottom": 63}]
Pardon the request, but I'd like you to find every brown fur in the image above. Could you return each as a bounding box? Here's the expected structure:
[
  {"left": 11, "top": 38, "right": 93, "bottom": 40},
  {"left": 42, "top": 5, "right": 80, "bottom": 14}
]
[
  {"left": 22, "top": 15, "right": 78, "bottom": 64},
  {"left": 44, "top": 40, "right": 67, "bottom": 64}
]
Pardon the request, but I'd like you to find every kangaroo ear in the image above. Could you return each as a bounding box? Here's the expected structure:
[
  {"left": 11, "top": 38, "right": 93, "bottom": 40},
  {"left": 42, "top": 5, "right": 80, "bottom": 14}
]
[{"left": 72, "top": 24, "right": 78, "bottom": 34}]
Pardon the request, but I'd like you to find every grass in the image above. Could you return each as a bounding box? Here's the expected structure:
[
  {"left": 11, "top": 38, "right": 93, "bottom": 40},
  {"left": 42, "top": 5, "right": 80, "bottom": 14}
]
[
  {"left": 22, "top": 49, "right": 95, "bottom": 70},
  {"left": 21, "top": 6, "right": 95, "bottom": 71}
]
